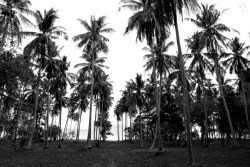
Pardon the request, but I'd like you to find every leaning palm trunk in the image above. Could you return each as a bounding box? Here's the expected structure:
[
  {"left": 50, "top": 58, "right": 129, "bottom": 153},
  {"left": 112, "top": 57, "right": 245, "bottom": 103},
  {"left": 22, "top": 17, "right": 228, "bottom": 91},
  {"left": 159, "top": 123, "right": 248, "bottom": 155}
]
[
  {"left": 87, "top": 44, "right": 95, "bottom": 147},
  {"left": 240, "top": 76, "right": 250, "bottom": 138},
  {"left": 170, "top": 1, "right": 194, "bottom": 164}
]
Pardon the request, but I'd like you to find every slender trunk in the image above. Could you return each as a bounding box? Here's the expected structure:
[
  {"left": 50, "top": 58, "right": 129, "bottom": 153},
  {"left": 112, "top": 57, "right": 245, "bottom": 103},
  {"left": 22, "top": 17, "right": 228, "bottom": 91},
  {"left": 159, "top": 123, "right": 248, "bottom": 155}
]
[
  {"left": 94, "top": 102, "right": 98, "bottom": 141},
  {"left": 50, "top": 111, "right": 54, "bottom": 141},
  {"left": 87, "top": 44, "right": 95, "bottom": 147},
  {"left": 27, "top": 67, "right": 41, "bottom": 149},
  {"left": 241, "top": 77, "right": 250, "bottom": 138},
  {"left": 117, "top": 119, "right": 120, "bottom": 141},
  {"left": 214, "top": 54, "right": 237, "bottom": 147},
  {"left": 99, "top": 98, "right": 104, "bottom": 141},
  {"left": 63, "top": 116, "right": 69, "bottom": 139},
  {"left": 125, "top": 112, "right": 127, "bottom": 140},
  {"left": 14, "top": 94, "right": 23, "bottom": 151},
  {"left": 170, "top": 1, "right": 194, "bottom": 164},
  {"left": 129, "top": 107, "right": 132, "bottom": 142},
  {"left": 69, "top": 118, "right": 73, "bottom": 138},
  {"left": 149, "top": 42, "right": 162, "bottom": 151},
  {"left": 45, "top": 94, "right": 50, "bottom": 149},
  {"left": 202, "top": 81, "right": 209, "bottom": 147},
  {"left": 122, "top": 114, "right": 124, "bottom": 141},
  {"left": 77, "top": 109, "right": 83, "bottom": 141},
  {"left": 58, "top": 92, "right": 63, "bottom": 148},
  {"left": 140, "top": 108, "right": 143, "bottom": 148}
]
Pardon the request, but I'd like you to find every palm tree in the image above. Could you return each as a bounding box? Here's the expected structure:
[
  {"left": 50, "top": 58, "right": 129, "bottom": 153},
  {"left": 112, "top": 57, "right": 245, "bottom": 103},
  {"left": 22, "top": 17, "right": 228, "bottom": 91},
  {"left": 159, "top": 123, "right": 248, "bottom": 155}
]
[
  {"left": 129, "top": 73, "right": 145, "bottom": 148},
  {"left": 23, "top": 8, "right": 68, "bottom": 149},
  {"left": 157, "top": 0, "right": 199, "bottom": 164},
  {"left": 0, "top": 0, "right": 36, "bottom": 47},
  {"left": 184, "top": 31, "right": 212, "bottom": 147},
  {"left": 222, "top": 37, "right": 250, "bottom": 138},
  {"left": 72, "top": 15, "right": 114, "bottom": 148},
  {"left": 119, "top": 0, "right": 170, "bottom": 153},
  {"left": 114, "top": 106, "right": 122, "bottom": 141},
  {"left": 187, "top": 3, "right": 238, "bottom": 147}
]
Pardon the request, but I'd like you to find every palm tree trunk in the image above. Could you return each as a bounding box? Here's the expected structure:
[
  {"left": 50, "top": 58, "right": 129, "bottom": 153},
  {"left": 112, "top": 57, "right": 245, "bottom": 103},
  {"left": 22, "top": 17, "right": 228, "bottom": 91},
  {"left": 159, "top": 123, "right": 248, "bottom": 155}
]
[
  {"left": 240, "top": 77, "right": 250, "bottom": 138},
  {"left": 14, "top": 95, "right": 23, "bottom": 151},
  {"left": 45, "top": 94, "right": 50, "bottom": 149},
  {"left": 149, "top": 43, "right": 163, "bottom": 152},
  {"left": 129, "top": 107, "right": 132, "bottom": 142},
  {"left": 94, "top": 102, "right": 98, "bottom": 141},
  {"left": 122, "top": 114, "right": 124, "bottom": 141},
  {"left": 117, "top": 119, "right": 120, "bottom": 141},
  {"left": 63, "top": 115, "right": 69, "bottom": 140},
  {"left": 140, "top": 108, "right": 143, "bottom": 148},
  {"left": 202, "top": 82, "right": 209, "bottom": 147},
  {"left": 87, "top": 44, "right": 95, "bottom": 147},
  {"left": 58, "top": 89, "right": 63, "bottom": 148},
  {"left": 125, "top": 112, "right": 127, "bottom": 140},
  {"left": 69, "top": 118, "right": 73, "bottom": 138},
  {"left": 50, "top": 110, "right": 54, "bottom": 141},
  {"left": 27, "top": 67, "right": 41, "bottom": 149},
  {"left": 170, "top": 1, "right": 194, "bottom": 164}
]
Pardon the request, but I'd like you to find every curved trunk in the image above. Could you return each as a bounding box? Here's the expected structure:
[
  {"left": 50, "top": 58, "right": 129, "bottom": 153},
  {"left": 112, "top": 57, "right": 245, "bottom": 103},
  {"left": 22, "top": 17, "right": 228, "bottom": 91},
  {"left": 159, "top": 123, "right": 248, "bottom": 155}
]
[
  {"left": 170, "top": 1, "right": 194, "bottom": 164},
  {"left": 240, "top": 77, "right": 250, "bottom": 140}
]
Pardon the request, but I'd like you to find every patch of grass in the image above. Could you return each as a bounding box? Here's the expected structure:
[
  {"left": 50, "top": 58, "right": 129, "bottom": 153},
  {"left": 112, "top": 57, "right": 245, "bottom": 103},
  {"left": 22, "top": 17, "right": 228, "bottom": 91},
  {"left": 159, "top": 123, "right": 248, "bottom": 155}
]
[{"left": 0, "top": 139, "right": 249, "bottom": 167}]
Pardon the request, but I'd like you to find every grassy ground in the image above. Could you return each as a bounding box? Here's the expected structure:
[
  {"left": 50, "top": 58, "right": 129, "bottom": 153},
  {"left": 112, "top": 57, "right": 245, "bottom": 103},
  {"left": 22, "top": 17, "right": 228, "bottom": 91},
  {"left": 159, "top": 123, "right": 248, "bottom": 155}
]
[{"left": 0, "top": 139, "right": 250, "bottom": 167}]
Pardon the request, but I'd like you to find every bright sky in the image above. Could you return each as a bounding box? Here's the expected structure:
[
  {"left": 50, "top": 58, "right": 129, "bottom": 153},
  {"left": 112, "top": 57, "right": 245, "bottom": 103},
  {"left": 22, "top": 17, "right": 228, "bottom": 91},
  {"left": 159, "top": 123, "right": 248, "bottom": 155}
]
[{"left": 21, "top": 0, "right": 250, "bottom": 139}]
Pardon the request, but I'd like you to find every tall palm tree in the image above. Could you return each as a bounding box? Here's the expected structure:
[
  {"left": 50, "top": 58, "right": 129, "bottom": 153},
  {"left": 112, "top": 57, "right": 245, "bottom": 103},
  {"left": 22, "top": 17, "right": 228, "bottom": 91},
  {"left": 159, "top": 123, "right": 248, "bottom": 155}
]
[
  {"left": 72, "top": 15, "right": 114, "bottom": 148},
  {"left": 0, "top": 0, "right": 36, "bottom": 47},
  {"left": 184, "top": 31, "right": 212, "bottom": 147},
  {"left": 129, "top": 73, "right": 145, "bottom": 148},
  {"left": 119, "top": 0, "right": 170, "bottom": 153},
  {"left": 23, "top": 8, "right": 68, "bottom": 149},
  {"left": 157, "top": 0, "right": 199, "bottom": 164},
  {"left": 187, "top": 3, "right": 238, "bottom": 147},
  {"left": 222, "top": 37, "right": 250, "bottom": 138}
]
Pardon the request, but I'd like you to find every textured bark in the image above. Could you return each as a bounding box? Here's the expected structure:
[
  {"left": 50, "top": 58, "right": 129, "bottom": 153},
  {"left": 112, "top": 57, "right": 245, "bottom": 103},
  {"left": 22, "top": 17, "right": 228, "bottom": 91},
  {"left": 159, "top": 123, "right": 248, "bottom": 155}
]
[{"left": 202, "top": 82, "right": 209, "bottom": 147}]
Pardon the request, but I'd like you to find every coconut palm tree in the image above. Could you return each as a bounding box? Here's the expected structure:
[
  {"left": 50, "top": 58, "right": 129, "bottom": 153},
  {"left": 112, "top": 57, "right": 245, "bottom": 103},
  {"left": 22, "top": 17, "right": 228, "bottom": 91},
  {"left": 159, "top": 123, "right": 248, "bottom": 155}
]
[
  {"left": 222, "top": 37, "right": 250, "bottom": 138},
  {"left": 184, "top": 31, "right": 212, "bottom": 147},
  {"left": 187, "top": 3, "right": 238, "bottom": 147},
  {"left": 114, "top": 106, "right": 122, "bottom": 141},
  {"left": 157, "top": 0, "right": 199, "bottom": 164},
  {"left": 0, "top": 0, "right": 36, "bottom": 47},
  {"left": 129, "top": 74, "right": 145, "bottom": 148},
  {"left": 72, "top": 15, "right": 114, "bottom": 148},
  {"left": 119, "top": 0, "right": 171, "bottom": 153},
  {"left": 23, "top": 8, "right": 68, "bottom": 149}
]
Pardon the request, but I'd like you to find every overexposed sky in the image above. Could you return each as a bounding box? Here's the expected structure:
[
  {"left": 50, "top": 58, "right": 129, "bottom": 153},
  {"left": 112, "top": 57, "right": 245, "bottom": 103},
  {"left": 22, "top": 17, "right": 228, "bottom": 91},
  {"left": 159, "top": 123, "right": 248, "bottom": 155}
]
[{"left": 21, "top": 0, "right": 250, "bottom": 138}]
